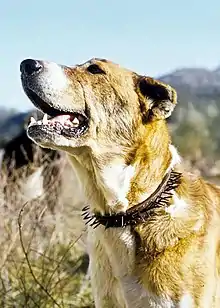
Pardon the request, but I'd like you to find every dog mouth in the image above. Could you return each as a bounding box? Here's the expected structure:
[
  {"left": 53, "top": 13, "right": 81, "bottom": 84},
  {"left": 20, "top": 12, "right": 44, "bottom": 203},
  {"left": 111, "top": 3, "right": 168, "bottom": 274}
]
[{"left": 26, "top": 88, "right": 89, "bottom": 138}]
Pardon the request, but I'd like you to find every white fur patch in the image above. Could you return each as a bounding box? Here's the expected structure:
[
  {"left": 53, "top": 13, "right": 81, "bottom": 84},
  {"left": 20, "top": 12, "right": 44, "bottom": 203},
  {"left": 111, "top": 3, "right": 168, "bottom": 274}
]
[
  {"left": 100, "top": 163, "right": 135, "bottom": 210},
  {"left": 44, "top": 62, "right": 70, "bottom": 90},
  {"left": 165, "top": 192, "right": 188, "bottom": 218},
  {"left": 118, "top": 228, "right": 135, "bottom": 250},
  {"left": 168, "top": 144, "right": 181, "bottom": 171},
  {"left": 179, "top": 293, "right": 194, "bottom": 307}
]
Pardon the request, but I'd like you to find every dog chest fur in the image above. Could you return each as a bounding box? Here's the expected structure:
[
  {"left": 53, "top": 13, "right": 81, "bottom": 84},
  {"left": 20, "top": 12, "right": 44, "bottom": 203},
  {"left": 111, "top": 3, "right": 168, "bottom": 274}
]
[
  {"left": 87, "top": 216, "right": 198, "bottom": 308},
  {"left": 87, "top": 225, "right": 177, "bottom": 308}
]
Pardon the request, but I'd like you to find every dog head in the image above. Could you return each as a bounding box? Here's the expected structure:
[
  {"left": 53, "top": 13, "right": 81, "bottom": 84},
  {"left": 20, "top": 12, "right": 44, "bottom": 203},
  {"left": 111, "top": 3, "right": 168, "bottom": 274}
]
[{"left": 20, "top": 58, "right": 177, "bottom": 156}]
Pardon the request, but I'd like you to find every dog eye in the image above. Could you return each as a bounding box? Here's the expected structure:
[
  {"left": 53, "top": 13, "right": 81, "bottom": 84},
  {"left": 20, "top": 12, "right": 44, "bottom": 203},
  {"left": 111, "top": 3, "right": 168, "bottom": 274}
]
[{"left": 87, "top": 64, "right": 105, "bottom": 75}]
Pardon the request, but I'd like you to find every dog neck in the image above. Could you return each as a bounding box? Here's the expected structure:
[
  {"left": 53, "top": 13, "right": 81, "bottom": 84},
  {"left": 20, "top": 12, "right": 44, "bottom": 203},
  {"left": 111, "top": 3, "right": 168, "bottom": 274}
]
[
  {"left": 68, "top": 121, "right": 181, "bottom": 215},
  {"left": 82, "top": 169, "right": 182, "bottom": 229}
]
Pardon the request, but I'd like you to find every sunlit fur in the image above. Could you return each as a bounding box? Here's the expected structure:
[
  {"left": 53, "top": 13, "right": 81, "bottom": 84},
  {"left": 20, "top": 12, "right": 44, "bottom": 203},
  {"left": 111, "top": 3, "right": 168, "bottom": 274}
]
[{"left": 23, "top": 58, "right": 220, "bottom": 307}]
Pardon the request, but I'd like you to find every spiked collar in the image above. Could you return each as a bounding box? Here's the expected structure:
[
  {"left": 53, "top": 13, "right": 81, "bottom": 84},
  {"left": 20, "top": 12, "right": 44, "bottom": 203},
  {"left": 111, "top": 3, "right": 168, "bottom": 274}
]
[{"left": 82, "top": 170, "right": 182, "bottom": 229}]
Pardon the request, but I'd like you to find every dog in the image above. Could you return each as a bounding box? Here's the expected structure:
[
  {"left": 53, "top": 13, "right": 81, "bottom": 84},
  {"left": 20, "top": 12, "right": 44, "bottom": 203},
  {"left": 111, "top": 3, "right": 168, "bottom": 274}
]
[{"left": 20, "top": 58, "right": 220, "bottom": 307}]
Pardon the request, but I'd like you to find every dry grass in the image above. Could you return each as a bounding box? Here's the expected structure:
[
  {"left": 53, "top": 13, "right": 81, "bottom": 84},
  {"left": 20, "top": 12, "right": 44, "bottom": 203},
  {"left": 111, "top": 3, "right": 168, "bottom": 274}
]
[
  {"left": 0, "top": 151, "right": 94, "bottom": 307},
  {"left": 2, "top": 136, "right": 219, "bottom": 307}
]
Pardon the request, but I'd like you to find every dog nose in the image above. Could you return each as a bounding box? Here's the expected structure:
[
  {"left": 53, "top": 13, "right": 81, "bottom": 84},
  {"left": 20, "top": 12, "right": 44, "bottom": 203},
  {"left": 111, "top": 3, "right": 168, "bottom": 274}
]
[{"left": 20, "top": 59, "right": 43, "bottom": 76}]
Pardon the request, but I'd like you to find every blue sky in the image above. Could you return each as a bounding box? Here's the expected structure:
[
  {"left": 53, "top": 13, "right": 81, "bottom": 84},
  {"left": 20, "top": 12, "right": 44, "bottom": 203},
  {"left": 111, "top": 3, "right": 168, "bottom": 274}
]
[{"left": 0, "top": 0, "right": 219, "bottom": 111}]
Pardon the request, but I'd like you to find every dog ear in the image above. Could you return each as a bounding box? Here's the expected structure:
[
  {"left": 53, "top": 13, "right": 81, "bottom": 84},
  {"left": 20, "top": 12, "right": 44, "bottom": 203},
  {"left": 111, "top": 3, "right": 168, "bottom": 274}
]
[{"left": 138, "top": 76, "right": 177, "bottom": 120}]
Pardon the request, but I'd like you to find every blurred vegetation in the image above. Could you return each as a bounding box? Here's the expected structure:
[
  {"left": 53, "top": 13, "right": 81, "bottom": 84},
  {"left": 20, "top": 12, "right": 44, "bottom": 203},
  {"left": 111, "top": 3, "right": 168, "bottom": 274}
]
[
  {"left": 0, "top": 156, "right": 94, "bottom": 307},
  {"left": 168, "top": 99, "right": 220, "bottom": 179}
]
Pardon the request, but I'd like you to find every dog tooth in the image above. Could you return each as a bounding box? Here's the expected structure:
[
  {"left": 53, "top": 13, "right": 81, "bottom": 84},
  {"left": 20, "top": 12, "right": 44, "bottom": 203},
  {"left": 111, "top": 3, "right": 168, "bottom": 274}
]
[
  {"left": 72, "top": 117, "right": 79, "bottom": 127},
  {"left": 42, "top": 114, "right": 48, "bottom": 124},
  {"left": 30, "top": 116, "right": 36, "bottom": 124}
]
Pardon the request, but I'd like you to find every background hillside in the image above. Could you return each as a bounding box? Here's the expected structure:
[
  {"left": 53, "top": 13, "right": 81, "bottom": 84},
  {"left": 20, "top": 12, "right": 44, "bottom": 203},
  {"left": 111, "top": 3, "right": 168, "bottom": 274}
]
[{"left": 162, "top": 65, "right": 220, "bottom": 178}]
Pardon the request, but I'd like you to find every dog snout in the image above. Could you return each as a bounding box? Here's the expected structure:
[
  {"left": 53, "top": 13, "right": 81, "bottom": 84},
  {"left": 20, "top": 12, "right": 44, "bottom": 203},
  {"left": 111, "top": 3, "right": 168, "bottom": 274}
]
[{"left": 20, "top": 59, "right": 43, "bottom": 76}]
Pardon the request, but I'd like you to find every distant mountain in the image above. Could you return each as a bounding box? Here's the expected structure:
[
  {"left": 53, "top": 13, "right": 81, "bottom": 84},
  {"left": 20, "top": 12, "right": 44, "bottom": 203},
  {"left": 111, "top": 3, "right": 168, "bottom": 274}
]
[
  {"left": 214, "top": 66, "right": 220, "bottom": 74},
  {"left": 0, "top": 109, "right": 43, "bottom": 147},
  {"left": 0, "top": 111, "right": 29, "bottom": 146},
  {"left": 0, "top": 112, "right": 29, "bottom": 134},
  {"left": 0, "top": 108, "right": 14, "bottom": 123},
  {"left": 159, "top": 66, "right": 220, "bottom": 97}
]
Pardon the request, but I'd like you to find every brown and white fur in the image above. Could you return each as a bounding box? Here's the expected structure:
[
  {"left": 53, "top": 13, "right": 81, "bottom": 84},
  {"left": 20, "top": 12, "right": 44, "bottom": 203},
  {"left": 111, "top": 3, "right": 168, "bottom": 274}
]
[{"left": 20, "top": 58, "right": 220, "bottom": 307}]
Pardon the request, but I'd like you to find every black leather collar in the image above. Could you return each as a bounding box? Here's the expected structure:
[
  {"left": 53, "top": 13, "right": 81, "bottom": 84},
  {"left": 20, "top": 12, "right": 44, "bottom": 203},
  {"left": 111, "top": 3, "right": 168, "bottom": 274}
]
[{"left": 82, "top": 170, "right": 182, "bottom": 229}]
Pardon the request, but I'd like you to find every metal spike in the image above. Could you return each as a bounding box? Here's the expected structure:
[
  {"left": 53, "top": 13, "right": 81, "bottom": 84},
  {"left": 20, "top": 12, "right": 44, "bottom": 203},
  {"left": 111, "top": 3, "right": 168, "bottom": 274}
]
[
  {"left": 104, "top": 220, "right": 110, "bottom": 229},
  {"left": 83, "top": 213, "right": 92, "bottom": 220},
  {"left": 82, "top": 205, "right": 89, "bottom": 212},
  {"left": 90, "top": 219, "right": 99, "bottom": 227},
  {"left": 93, "top": 222, "right": 101, "bottom": 229},
  {"left": 85, "top": 217, "right": 95, "bottom": 225}
]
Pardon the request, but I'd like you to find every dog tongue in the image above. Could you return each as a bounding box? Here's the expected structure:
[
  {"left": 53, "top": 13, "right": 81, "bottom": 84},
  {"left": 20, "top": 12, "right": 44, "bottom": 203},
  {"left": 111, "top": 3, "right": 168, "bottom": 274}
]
[{"left": 50, "top": 115, "right": 71, "bottom": 125}]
